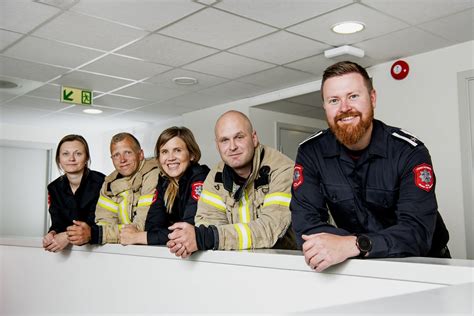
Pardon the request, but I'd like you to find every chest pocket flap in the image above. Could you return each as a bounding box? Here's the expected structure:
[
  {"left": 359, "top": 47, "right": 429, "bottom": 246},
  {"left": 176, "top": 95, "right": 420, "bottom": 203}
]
[
  {"left": 323, "top": 184, "right": 353, "bottom": 203},
  {"left": 365, "top": 188, "right": 397, "bottom": 209}
]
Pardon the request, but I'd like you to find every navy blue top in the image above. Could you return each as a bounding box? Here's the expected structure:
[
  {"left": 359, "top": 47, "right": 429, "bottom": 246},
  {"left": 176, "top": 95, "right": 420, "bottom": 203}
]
[
  {"left": 145, "top": 163, "right": 210, "bottom": 245},
  {"left": 48, "top": 169, "right": 105, "bottom": 243},
  {"left": 290, "top": 120, "right": 449, "bottom": 258}
]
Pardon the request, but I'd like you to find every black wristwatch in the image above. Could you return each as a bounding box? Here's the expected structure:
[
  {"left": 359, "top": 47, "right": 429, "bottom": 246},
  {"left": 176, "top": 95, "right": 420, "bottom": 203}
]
[{"left": 356, "top": 234, "right": 372, "bottom": 258}]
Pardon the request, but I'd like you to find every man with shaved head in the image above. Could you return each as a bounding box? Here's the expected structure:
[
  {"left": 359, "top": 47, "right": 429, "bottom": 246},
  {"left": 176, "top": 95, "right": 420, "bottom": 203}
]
[{"left": 167, "top": 110, "right": 296, "bottom": 257}]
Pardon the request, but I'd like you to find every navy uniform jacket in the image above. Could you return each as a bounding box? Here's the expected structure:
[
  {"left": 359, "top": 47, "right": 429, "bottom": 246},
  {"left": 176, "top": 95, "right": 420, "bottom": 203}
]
[
  {"left": 290, "top": 119, "right": 449, "bottom": 258},
  {"left": 145, "top": 163, "right": 210, "bottom": 245},
  {"left": 48, "top": 169, "right": 105, "bottom": 243}
]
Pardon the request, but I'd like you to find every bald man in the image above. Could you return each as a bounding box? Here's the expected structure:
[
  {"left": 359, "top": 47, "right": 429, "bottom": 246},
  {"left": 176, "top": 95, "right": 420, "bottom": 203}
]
[{"left": 167, "top": 110, "right": 296, "bottom": 257}]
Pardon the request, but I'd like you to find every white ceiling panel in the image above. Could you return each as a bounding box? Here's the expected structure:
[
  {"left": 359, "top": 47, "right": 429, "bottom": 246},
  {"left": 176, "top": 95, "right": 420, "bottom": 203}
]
[
  {"left": 0, "top": 30, "right": 23, "bottom": 51},
  {"left": 159, "top": 8, "right": 276, "bottom": 49},
  {"left": 215, "top": 0, "right": 352, "bottom": 28},
  {"left": 198, "top": 81, "right": 266, "bottom": 100},
  {"left": 52, "top": 70, "right": 133, "bottom": 93},
  {"left": 285, "top": 53, "right": 378, "bottom": 77},
  {"left": 151, "top": 92, "right": 231, "bottom": 110},
  {"left": 145, "top": 69, "right": 228, "bottom": 90},
  {"left": 288, "top": 3, "right": 409, "bottom": 46},
  {"left": 229, "top": 31, "right": 330, "bottom": 65},
  {"left": 357, "top": 27, "right": 454, "bottom": 60},
  {"left": 33, "top": 11, "right": 148, "bottom": 51},
  {"left": 2, "top": 95, "right": 73, "bottom": 112},
  {"left": 111, "top": 109, "right": 175, "bottom": 124},
  {"left": 287, "top": 91, "right": 322, "bottom": 107},
  {"left": 114, "top": 82, "right": 187, "bottom": 102},
  {"left": 137, "top": 103, "right": 194, "bottom": 116},
  {"left": 0, "top": 0, "right": 60, "bottom": 34},
  {"left": 0, "top": 56, "right": 69, "bottom": 82},
  {"left": 238, "top": 67, "right": 316, "bottom": 90},
  {"left": 362, "top": 0, "right": 473, "bottom": 25},
  {"left": 418, "top": 9, "right": 474, "bottom": 43},
  {"left": 81, "top": 55, "right": 172, "bottom": 81},
  {"left": 61, "top": 104, "right": 124, "bottom": 116},
  {"left": 71, "top": 0, "right": 204, "bottom": 32},
  {"left": 183, "top": 52, "right": 274, "bottom": 79},
  {"left": 93, "top": 94, "right": 153, "bottom": 110},
  {"left": 0, "top": 105, "right": 51, "bottom": 124},
  {"left": 26, "top": 84, "right": 61, "bottom": 99},
  {"left": 3, "top": 36, "right": 103, "bottom": 68},
  {"left": 117, "top": 34, "right": 218, "bottom": 67}
]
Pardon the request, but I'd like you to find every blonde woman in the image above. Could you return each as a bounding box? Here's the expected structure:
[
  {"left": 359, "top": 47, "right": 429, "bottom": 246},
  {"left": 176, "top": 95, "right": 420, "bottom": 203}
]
[{"left": 120, "top": 127, "right": 209, "bottom": 246}]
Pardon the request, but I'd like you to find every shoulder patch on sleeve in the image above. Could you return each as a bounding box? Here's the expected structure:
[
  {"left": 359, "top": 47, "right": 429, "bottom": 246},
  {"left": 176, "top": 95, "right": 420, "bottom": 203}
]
[
  {"left": 292, "top": 164, "right": 304, "bottom": 189},
  {"left": 392, "top": 129, "right": 422, "bottom": 147},
  {"left": 299, "top": 130, "right": 324, "bottom": 146},
  {"left": 191, "top": 181, "right": 204, "bottom": 201},
  {"left": 413, "top": 163, "right": 434, "bottom": 192}
]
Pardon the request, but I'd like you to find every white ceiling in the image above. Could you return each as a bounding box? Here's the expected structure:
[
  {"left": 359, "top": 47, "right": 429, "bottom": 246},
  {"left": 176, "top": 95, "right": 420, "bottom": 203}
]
[{"left": 0, "top": 0, "right": 472, "bottom": 129}]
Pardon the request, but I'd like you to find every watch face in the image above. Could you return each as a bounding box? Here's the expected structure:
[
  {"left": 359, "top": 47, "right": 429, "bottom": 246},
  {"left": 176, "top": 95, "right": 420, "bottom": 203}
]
[{"left": 357, "top": 235, "right": 372, "bottom": 252}]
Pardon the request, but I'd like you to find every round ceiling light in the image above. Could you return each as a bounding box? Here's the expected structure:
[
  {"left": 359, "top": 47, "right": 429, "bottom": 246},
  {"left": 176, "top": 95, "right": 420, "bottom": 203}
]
[
  {"left": 331, "top": 21, "right": 365, "bottom": 34},
  {"left": 83, "top": 108, "right": 103, "bottom": 114},
  {"left": 0, "top": 80, "right": 19, "bottom": 89},
  {"left": 172, "top": 77, "right": 198, "bottom": 85}
]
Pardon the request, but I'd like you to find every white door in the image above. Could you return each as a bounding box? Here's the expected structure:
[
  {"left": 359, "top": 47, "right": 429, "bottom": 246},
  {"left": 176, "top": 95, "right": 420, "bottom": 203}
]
[
  {"left": 0, "top": 144, "right": 51, "bottom": 237},
  {"left": 277, "top": 123, "right": 319, "bottom": 161},
  {"left": 458, "top": 70, "right": 474, "bottom": 259}
]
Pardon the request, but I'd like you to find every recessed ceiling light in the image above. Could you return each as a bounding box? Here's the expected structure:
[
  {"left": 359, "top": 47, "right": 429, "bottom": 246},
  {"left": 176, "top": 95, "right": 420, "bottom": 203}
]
[
  {"left": 331, "top": 21, "right": 365, "bottom": 34},
  {"left": 0, "top": 80, "right": 19, "bottom": 89},
  {"left": 83, "top": 108, "right": 103, "bottom": 114},
  {"left": 173, "top": 77, "right": 198, "bottom": 85}
]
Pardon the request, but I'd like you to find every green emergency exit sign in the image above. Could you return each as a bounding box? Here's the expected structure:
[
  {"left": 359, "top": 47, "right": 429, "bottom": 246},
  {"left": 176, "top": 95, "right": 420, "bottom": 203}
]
[{"left": 61, "top": 86, "right": 92, "bottom": 105}]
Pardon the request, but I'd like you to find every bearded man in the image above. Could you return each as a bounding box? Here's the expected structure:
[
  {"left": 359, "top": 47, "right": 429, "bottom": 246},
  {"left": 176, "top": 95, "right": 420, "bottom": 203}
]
[{"left": 290, "top": 61, "right": 450, "bottom": 272}]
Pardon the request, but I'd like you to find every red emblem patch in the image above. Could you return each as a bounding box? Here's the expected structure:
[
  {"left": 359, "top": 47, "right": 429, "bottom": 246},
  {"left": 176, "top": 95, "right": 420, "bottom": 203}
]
[
  {"left": 152, "top": 189, "right": 158, "bottom": 203},
  {"left": 293, "top": 164, "right": 304, "bottom": 189},
  {"left": 191, "top": 181, "right": 204, "bottom": 201},
  {"left": 413, "top": 163, "right": 434, "bottom": 192}
]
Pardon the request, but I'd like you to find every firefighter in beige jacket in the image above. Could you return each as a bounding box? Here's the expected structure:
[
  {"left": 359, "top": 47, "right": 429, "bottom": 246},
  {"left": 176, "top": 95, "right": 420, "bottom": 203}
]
[
  {"left": 94, "top": 133, "right": 159, "bottom": 244},
  {"left": 167, "top": 111, "right": 296, "bottom": 257}
]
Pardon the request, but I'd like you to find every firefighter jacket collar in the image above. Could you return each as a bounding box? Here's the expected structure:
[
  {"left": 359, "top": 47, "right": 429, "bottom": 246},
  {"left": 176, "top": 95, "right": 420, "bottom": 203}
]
[
  {"left": 321, "top": 120, "right": 388, "bottom": 159},
  {"left": 105, "top": 159, "right": 157, "bottom": 194},
  {"left": 217, "top": 144, "right": 269, "bottom": 202}
]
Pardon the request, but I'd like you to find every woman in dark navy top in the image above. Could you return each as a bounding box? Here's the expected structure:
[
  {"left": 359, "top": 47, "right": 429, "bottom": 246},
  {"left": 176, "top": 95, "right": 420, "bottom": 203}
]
[
  {"left": 120, "top": 127, "right": 209, "bottom": 246},
  {"left": 42, "top": 135, "right": 104, "bottom": 252}
]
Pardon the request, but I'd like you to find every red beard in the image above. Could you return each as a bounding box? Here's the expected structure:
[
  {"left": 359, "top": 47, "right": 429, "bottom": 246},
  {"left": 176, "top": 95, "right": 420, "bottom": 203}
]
[{"left": 328, "top": 107, "right": 374, "bottom": 146}]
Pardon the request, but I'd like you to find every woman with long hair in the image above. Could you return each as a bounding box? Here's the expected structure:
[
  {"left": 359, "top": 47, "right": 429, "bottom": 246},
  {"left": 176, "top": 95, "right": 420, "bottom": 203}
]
[{"left": 120, "top": 127, "right": 209, "bottom": 246}]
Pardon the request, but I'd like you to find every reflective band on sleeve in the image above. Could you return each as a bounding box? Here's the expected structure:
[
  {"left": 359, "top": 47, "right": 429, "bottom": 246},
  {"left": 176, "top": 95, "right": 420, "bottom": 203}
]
[
  {"left": 98, "top": 196, "right": 119, "bottom": 213},
  {"left": 201, "top": 190, "right": 226, "bottom": 212},
  {"left": 118, "top": 224, "right": 124, "bottom": 231},
  {"left": 238, "top": 191, "right": 251, "bottom": 223},
  {"left": 263, "top": 192, "right": 291, "bottom": 207},
  {"left": 97, "top": 221, "right": 108, "bottom": 226},
  {"left": 119, "top": 192, "right": 131, "bottom": 224},
  {"left": 234, "top": 223, "right": 252, "bottom": 250},
  {"left": 137, "top": 194, "right": 154, "bottom": 207}
]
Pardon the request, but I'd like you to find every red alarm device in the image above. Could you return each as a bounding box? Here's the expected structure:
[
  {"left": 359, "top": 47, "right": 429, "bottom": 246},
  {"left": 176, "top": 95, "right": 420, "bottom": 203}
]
[{"left": 391, "top": 60, "right": 409, "bottom": 80}]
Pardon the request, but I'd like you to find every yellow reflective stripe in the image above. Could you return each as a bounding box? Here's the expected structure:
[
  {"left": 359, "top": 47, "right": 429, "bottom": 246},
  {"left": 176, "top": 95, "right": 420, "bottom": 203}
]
[
  {"left": 263, "top": 192, "right": 291, "bottom": 207},
  {"left": 119, "top": 192, "right": 131, "bottom": 224},
  {"left": 238, "top": 191, "right": 250, "bottom": 223},
  {"left": 118, "top": 224, "right": 124, "bottom": 231},
  {"left": 234, "top": 223, "right": 252, "bottom": 250},
  {"left": 137, "top": 193, "right": 154, "bottom": 207},
  {"left": 201, "top": 190, "right": 226, "bottom": 212},
  {"left": 97, "top": 221, "right": 108, "bottom": 226},
  {"left": 98, "top": 196, "right": 118, "bottom": 213}
]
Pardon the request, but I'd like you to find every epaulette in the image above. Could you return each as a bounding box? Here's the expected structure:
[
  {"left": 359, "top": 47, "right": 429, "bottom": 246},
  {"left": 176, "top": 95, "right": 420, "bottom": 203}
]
[
  {"left": 299, "top": 130, "right": 325, "bottom": 146},
  {"left": 391, "top": 129, "right": 422, "bottom": 147}
]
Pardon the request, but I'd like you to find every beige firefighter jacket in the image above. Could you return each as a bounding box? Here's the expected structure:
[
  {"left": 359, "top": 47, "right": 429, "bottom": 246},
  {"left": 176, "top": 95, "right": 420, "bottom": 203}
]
[
  {"left": 95, "top": 158, "right": 159, "bottom": 244},
  {"left": 195, "top": 144, "right": 296, "bottom": 250}
]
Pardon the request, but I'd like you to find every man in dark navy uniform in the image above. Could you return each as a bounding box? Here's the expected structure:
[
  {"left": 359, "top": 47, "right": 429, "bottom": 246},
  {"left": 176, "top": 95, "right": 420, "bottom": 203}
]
[{"left": 290, "top": 61, "right": 450, "bottom": 272}]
